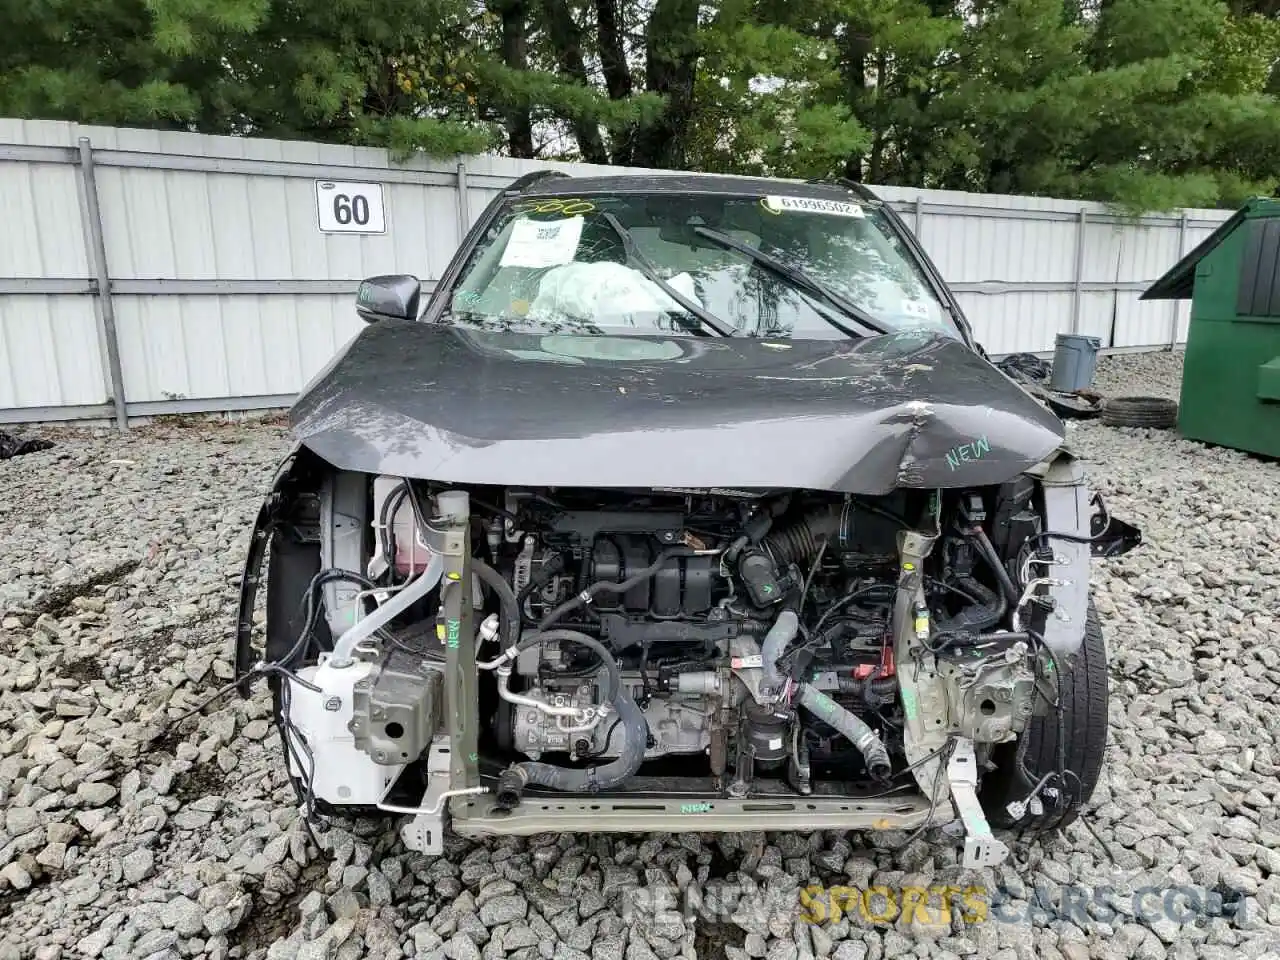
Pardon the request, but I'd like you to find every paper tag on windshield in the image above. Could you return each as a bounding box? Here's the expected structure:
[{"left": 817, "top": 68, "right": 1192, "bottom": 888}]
[
  {"left": 500, "top": 216, "right": 585, "bottom": 268},
  {"left": 762, "top": 195, "right": 864, "bottom": 218}
]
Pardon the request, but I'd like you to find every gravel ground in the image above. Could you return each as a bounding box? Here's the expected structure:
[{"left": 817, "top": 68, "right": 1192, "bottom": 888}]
[{"left": 2, "top": 350, "right": 1279, "bottom": 960}]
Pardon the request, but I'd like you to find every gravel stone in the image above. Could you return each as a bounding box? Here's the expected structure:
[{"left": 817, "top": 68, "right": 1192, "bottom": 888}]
[
  {"left": 133, "top": 930, "right": 180, "bottom": 955},
  {"left": 442, "top": 934, "right": 482, "bottom": 960},
  {"left": 478, "top": 895, "right": 527, "bottom": 926},
  {"left": 122, "top": 849, "right": 156, "bottom": 884},
  {"left": 203, "top": 907, "right": 235, "bottom": 937},
  {"left": 501, "top": 925, "right": 538, "bottom": 951},
  {"left": 76, "top": 782, "right": 118, "bottom": 806},
  {"left": 296, "top": 938, "right": 334, "bottom": 960},
  {"left": 36, "top": 840, "right": 67, "bottom": 870},
  {"left": 328, "top": 890, "right": 361, "bottom": 920},
  {"left": 1, "top": 862, "right": 33, "bottom": 890},
  {"left": 367, "top": 868, "right": 393, "bottom": 907},
  {"left": 5, "top": 806, "right": 40, "bottom": 835},
  {"left": 162, "top": 895, "right": 206, "bottom": 937}
]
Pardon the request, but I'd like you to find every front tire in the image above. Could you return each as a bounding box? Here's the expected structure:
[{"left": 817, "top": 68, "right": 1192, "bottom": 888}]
[{"left": 981, "top": 599, "right": 1109, "bottom": 832}]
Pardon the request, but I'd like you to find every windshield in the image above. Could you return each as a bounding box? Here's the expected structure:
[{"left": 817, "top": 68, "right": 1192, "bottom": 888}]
[{"left": 443, "top": 191, "right": 958, "bottom": 340}]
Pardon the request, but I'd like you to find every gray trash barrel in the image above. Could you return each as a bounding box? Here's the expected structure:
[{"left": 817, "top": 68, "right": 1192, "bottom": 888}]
[{"left": 1050, "top": 334, "right": 1102, "bottom": 392}]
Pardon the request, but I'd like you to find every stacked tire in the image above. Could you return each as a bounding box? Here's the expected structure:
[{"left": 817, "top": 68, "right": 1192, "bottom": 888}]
[{"left": 1100, "top": 396, "right": 1179, "bottom": 429}]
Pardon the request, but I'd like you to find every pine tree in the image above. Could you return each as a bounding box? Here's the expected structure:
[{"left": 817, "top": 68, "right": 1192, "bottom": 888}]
[{"left": 4, "top": 0, "right": 1280, "bottom": 210}]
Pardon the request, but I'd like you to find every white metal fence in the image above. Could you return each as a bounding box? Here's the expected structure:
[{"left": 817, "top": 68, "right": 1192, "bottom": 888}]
[{"left": 0, "top": 118, "right": 1228, "bottom": 426}]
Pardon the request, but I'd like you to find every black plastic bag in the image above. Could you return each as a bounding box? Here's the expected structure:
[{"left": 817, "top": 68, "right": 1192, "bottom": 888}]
[
  {"left": 996, "top": 352, "right": 1052, "bottom": 382},
  {"left": 0, "top": 431, "right": 55, "bottom": 460}
]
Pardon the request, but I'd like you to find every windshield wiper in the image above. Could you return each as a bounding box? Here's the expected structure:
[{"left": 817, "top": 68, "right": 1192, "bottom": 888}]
[
  {"left": 692, "top": 226, "right": 890, "bottom": 338},
  {"left": 599, "top": 212, "right": 738, "bottom": 337}
]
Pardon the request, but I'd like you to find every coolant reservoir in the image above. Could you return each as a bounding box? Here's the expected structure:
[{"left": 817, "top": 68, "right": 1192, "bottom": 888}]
[
  {"left": 371, "top": 477, "right": 439, "bottom": 577},
  {"left": 285, "top": 655, "right": 405, "bottom": 806}
]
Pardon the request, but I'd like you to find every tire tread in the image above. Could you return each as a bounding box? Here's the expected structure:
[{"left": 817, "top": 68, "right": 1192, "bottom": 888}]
[
  {"left": 1101, "top": 396, "right": 1178, "bottom": 429},
  {"left": 983, "top": 600, "right": 1109, "bottom": 832}
]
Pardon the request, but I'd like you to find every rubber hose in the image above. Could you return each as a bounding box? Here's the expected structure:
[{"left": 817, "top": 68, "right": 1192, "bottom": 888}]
[
  {"left": 861, "top": 675, "right": 898, "bottom": 708},
  {"left": 761, "top": 609, "right": 800, "bottom": 690},
  {"left": 764, "top": 506, "right": 841, "bottom": 566},
  {"left": 761, "top": 501, "right": 909, "bottom": 566},
  {"left": 500, "top": 686, "right": 647, "bottom": 797},
  {"left": 972, "top": 527, "right": 1019, "bottom": 608},
  {"left": 795, "top": 684, "right": 892, "bottom": 779},
  {"left": 935, "top": 576, "right": 1006, "bottom": 632},
  {"left": 473, "top": 558, "right": 521, "bottom": 648},
  {"left": 517, "top": 629, "right": 622, "bottom": 703}
]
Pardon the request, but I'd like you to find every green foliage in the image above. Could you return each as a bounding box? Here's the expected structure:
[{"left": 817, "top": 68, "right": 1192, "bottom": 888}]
[{"left": 3, "top": 0, "right": 1280, "bottom": 209}]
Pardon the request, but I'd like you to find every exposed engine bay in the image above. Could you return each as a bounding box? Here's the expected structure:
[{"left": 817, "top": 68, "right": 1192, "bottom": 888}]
[{"left": 235, "top": 453, "right": 1137, "bottom": 864}]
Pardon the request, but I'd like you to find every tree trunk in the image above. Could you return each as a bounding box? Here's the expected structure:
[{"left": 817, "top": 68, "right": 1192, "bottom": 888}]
[
  {"left": 840, "top": 29, "right": 872, "bottom": 181},
  {"left": 595, "top": 0, "right": 631, "bottom": 101},
  {"left": 540, "top": 0, "right": 608, "bottom": 164},
  {"left": 631, "top": 0, "right": 699, "bottom": 169},
  {"left": 495, "top": 0, "right": 534, "bottom": 157},
  {"left": 594, "top": 0, "right": 633, "bottom": 163},
  {"left": 867, "top": 52, "right": 888, "bottom": 183}
]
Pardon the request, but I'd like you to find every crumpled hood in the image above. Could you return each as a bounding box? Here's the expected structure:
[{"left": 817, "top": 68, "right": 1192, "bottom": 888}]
[{"left": 290, "top": 321, "right": 1065, "bottom": 495}]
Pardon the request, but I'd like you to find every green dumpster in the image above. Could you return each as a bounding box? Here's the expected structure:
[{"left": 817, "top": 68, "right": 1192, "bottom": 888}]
[{"left": 1142, "top": 198, "right": 1280, "bottom": 458}]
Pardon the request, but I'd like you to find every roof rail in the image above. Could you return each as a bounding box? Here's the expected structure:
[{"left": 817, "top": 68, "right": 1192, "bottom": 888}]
[
  {"left": 503, "top": 169, "right": 571, "bottom": 195},
  {"left": 804, "top": 178, "right": 882, "bottom": 204}
]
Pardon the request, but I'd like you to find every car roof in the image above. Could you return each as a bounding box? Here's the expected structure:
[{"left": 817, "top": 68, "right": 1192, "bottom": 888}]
[{"left": 517, "top": 173, "right": 883, "bottom": 204}]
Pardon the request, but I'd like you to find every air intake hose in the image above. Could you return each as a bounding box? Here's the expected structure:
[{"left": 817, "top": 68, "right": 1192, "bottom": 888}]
[
  {"left": 763, "top": 505, "right": 844, "bottom": 566},
  {"left": 794, "top": 684, "right": 892, "bottom": 781}
]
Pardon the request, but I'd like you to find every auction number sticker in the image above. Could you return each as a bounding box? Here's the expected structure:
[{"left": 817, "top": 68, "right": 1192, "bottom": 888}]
[
  {"left": 316, "top": 181, "right": 387, "bottom": 234},
  {"left": 762, "top": 195, "right": 864, "bottom": 218},
  {"left": 512, "top": 197, "right": 597, "bottom": 216}
]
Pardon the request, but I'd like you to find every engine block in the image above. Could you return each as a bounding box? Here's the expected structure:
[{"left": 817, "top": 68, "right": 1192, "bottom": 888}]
[{"left": 511, "top": 674, "right": 714, "bottom": 760}]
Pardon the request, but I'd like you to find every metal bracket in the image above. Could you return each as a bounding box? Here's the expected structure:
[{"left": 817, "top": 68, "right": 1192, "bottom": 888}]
[
  {"left": 894, "top": 525, "right": 949, "bottom": 800},
  {"left": 1038, "top": 457, "right": 1093, "bottom": 658},
  {"left": 399, "top": 739, "right": 452, "bottom": 856},
  {"left": 946, "top": 738, "right": 1010, "bottom": 869}
]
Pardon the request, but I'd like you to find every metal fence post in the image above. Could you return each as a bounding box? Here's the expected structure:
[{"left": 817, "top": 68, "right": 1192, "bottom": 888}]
[
  {"left": 77, "top": 137, "right": 129, "bottom": 431},
  {"left": 914, "top": 195, "right": 924, "bottom": 238},
  {"left": 1070, "top": 208, "right": 1088, "bottom": 335},
  {"left": 1168, "top": 210, "right": 1189, "bottom": 349},
  {"left": 456, "top": 158, "right": 471, "bottom": 233}
]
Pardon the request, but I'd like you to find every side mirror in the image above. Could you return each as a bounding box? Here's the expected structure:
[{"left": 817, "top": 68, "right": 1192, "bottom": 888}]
[{"left": 355, "top": 275, "right": 422, "bottom": 323}]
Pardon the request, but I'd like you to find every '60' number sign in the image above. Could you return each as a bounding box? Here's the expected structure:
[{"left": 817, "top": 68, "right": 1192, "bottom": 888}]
[{"left": 315, "top": 181, "right": 386, "bottom": 234}]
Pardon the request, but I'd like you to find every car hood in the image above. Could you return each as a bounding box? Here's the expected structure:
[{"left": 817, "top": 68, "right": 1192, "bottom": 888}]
[{"left": 290, "top": 321, "right": 1065, "bottom": 495}]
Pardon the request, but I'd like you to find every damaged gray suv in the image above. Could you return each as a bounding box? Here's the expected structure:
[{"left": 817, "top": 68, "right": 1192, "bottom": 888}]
[{"left": 234, "top": 173, "right": 1141, "bottom": 865}]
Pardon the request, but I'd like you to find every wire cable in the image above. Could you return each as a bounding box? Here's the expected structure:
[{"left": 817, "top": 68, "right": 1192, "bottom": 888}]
[
  {"left": 1023, "top": 493, "right": 1112, "bottom": 551},
  {"left": 797, "top": 537, "right": 829, "bottom": 620},
  {"left": 893, "top": 737, "right": 958, "bottom": 851},
  {"left": 282, "top": 568, "right": 380, "bottom": 667},
  {"left": 809, "top": 583, "right": 895, "bottom": 641}
]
